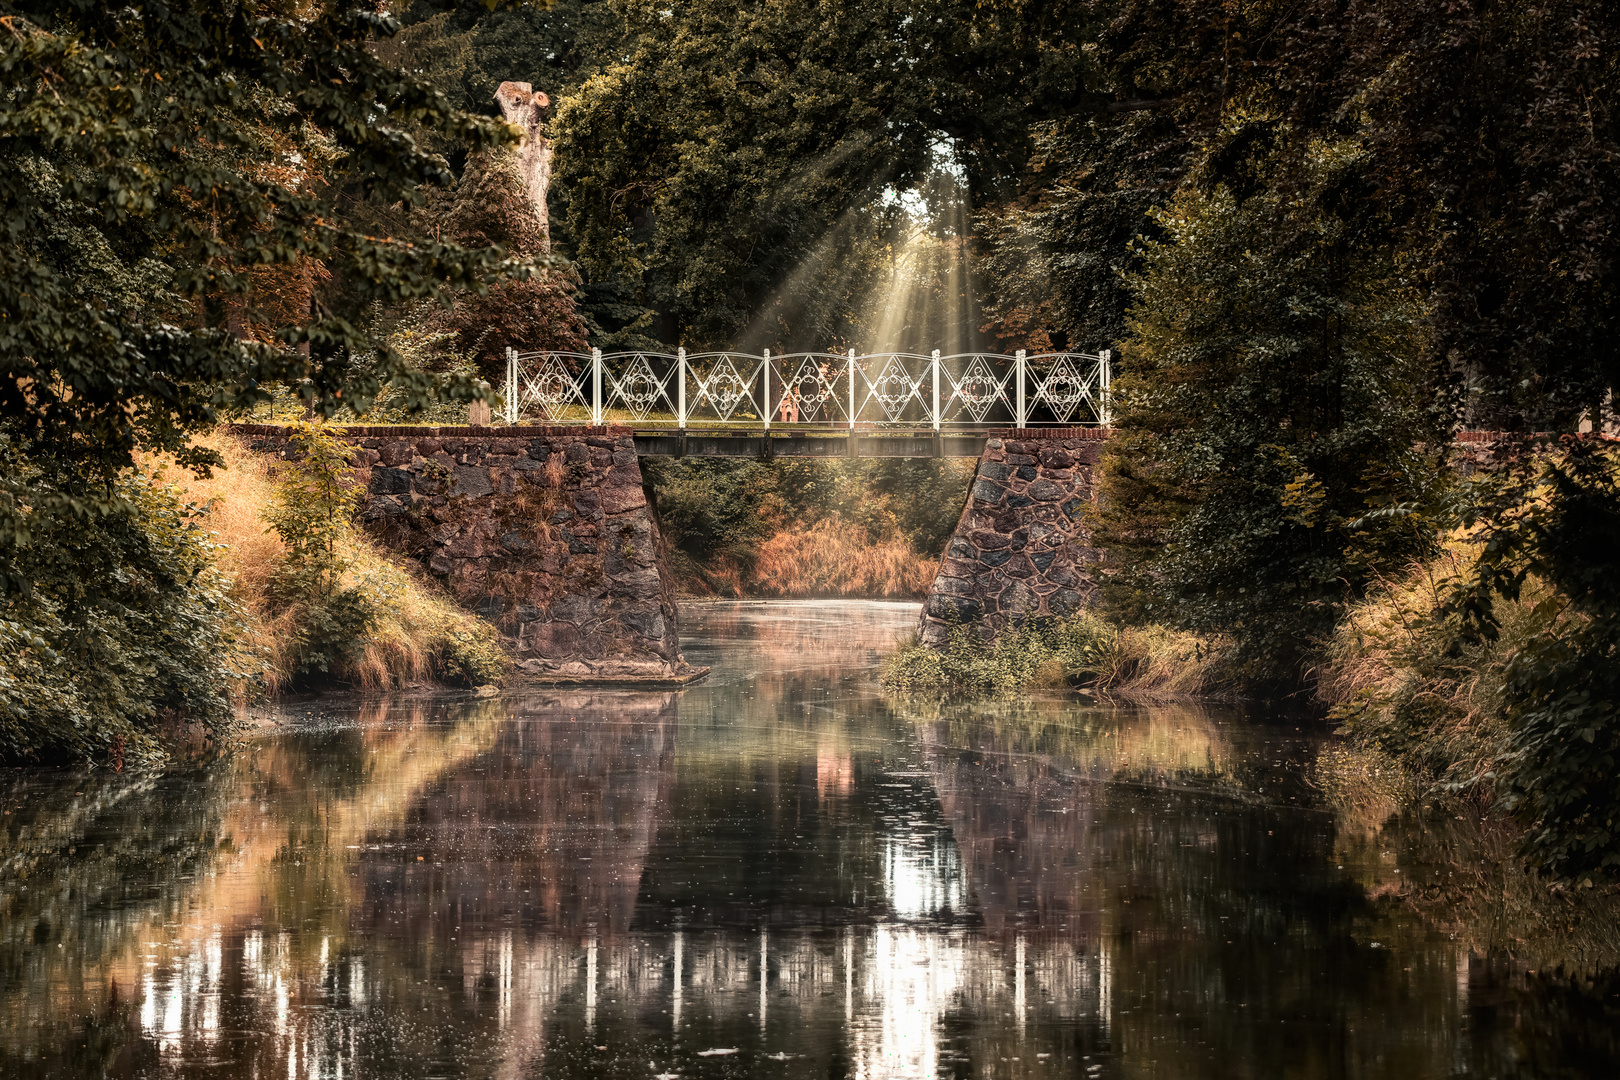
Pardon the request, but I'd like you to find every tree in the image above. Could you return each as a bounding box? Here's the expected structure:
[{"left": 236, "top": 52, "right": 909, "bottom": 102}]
[
  {"left": 1094, "top": 129, "right": 1443, "bottom": 670},
  {"left": 0, "top": 0, "right": 544, "bottom": 590},
  {"left": 549, "top": 0, "right": 1107, "bottom": 348},
  {"left": 1268, "top": 0, "right": 1620, "bottom": 429}
]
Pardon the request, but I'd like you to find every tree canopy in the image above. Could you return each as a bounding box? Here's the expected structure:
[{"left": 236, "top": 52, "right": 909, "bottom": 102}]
[{"left": 0, "top": 0, "right": 541, "bottom": 539}]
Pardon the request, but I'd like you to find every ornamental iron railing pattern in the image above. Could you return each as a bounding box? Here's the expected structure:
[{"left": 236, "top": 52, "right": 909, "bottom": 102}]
[{"left": 501, "top": 348, "right": 1111, "bottom": 428}]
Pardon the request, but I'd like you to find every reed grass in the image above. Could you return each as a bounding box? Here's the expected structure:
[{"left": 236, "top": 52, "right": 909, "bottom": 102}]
[
  {"left": 1313, "top": 538, "right": 1553, "bottom": 803},
  {"left": 882, "top": 611, "right": 1239, "bottom": 698},
  {"left": 750, "top": 518, "right": 938, "bottom": 598}
]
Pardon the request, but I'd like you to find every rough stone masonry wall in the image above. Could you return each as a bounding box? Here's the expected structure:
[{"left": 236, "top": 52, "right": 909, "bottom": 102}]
[
  {"left": 918, "top": 429, "right": 1107, "bottom": 647},
  {"left": 234, "top": 425, "right": 704, "bottom": 685}
]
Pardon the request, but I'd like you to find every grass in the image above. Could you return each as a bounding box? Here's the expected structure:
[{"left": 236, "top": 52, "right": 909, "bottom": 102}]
[
  {"left": 882, "top": 611, "right": 1239, "bottom": 698},
  {"left": 1312, "top": 537, "right": 1557, "bottom": 805},
  {"left": 670, "top": 515, "right": 940, "bottom": 599},
  {"left": 154, "top": 431, "right": 506, "bottom": 696},
  {"left": 750, "top": 518, "right": 939, "bottom": 598}
]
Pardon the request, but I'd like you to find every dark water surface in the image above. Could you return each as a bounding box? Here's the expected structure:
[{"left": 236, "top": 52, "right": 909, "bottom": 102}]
[{"left": 3, "top": 601, "right": 1616, "bottom": 1078}]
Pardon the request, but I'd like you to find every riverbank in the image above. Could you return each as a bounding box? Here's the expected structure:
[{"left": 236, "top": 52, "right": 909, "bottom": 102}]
[{"left": 0, "top": 428, "right": 508, "bottom": 767}]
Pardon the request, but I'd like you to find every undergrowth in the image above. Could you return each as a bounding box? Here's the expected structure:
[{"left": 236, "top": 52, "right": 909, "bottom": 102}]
[
  {"left": 882, "top": 612, "right": 1237, "bottom": 697},
  {"left": 167, "top": 427, "right": 506, "bottom": 696}
]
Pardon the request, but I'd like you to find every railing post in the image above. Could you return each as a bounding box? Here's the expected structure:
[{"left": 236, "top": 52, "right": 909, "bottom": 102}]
[
  {"left": 677, "top": 347, "right": 687, "bottom": 430},
  {"left": 1099, "top": 348, "right": 1112, "bottom": 425},
  {"left": 931, "top": 349, "right": 941, "bottom": 431},
  {"left": 762, "top": 348, "right": 771, "bottom": 431},
  {"left": 848, "top": 347, "right": 857, "bottom": 430},
  {"left": 504, "top": 347, "right": 514, "bottom": 424},
  {"left": 1015, "top": 349, "right": 1027, "bottom": 429},
  {"left": 591, "top": 347, "right": 603, "bottom": 426}
]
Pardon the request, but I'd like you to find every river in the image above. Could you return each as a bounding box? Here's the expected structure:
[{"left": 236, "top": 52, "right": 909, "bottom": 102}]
[{"left": 2, "top": 600, "right": 1615, "bottom": 1078}]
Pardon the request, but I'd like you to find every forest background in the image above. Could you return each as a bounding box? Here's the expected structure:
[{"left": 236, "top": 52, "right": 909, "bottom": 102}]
[{"left": 1, "top": 0, "right": 1618, "bottom": 881}]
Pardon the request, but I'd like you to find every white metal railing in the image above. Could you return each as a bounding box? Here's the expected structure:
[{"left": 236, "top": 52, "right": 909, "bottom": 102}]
[{"left": 500, "top": 348, "right": 1111, "bottom": 429}]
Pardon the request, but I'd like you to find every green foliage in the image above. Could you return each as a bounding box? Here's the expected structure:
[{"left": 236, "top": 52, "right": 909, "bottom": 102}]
[
  {"left": 0, "top": 0, "right": 543, "bottom": 593},
  {"left": 264, "top": 423, "right": 375, "bottom": 680},
  {"left": 1093, "top": 129, "right": 1444, "bottom": 672},
  {"left": 883, "top": 613, "right": 1118, "bottom": 694},
  {"left": 432, "top": 621, "right": 510, "bottom": 687},
  {"left": 1452, "top": 440, "right": 1620, "bottom": 879},
  {"left": 0, "top": 443, "right": 238, "bottom": 765},
  {"left": 549, "top": 0, "right": 1105, "bottom": 347}
]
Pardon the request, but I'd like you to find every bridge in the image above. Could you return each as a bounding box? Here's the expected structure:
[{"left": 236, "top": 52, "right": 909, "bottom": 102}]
[{"left": 500, "top": 349, "right": 1111, "bottom": 457}]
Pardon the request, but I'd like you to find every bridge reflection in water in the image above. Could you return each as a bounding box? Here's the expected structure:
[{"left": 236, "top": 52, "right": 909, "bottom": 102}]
[{"left": 1, "top": 602, "right": 1608, "bottom": 1078}]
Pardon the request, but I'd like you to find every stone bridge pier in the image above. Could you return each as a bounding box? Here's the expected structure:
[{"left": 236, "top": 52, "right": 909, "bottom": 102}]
[
  {"left": 917, "top": 429, "right": 1107, "bottom": 646},
  {"left": 235, "top": 424, "right": 706, "bottom": 685}
]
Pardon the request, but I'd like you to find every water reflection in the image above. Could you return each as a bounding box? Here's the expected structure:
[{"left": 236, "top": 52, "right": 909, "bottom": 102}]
[{"left": 2, "top": 601, "right": 1617, "bottom": 1077}]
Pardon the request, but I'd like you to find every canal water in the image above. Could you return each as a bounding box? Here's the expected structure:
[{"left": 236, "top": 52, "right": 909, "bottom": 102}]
[{"left": 2, "top": 601, "right": 1615, "bottom": 1078}]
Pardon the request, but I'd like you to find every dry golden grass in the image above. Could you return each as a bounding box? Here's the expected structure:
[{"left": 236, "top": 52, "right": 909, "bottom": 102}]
[
  {"left": 147, "top": 433, "right": 297, "bottom": 692},
  {"left": 1099, "top": 623, "right": 1239, "bottom": 698},
  {"left": 748, "top": 517, "right": 938, "bottom": 599},
  {"left": 1311, "top": 537, "right": 1552, "bottom": 795},
  {"left": 150, "top": 431, "right": 503, "bottom": 695}
]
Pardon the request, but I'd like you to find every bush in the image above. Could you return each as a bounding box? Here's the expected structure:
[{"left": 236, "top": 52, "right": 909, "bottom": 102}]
[
  {"left": 262, "top": 423, "right": 378, "bottom": 680},
  {"left": 0, "top": 445, "right": 239, "bottom": 765},
  {"left": 1461, "top": 439, "right": 1620, "bottom": 880},
  {"left": 883, "top": 612, "right": 1120, "bottom": 694},
  {"left": 255, "top": 422, "right": 509, "bottom": 689},
  {"left": 1323, "top": 439, "right": 1620, "bottom": 880}
]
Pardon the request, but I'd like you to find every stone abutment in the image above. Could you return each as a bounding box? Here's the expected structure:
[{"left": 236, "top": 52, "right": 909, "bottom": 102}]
[
  {"left": 918, "top": 429, "right": 1107, "bottom": 646},
  {"left": 234, "top": 424, "right": 706, "bottom": 685}
]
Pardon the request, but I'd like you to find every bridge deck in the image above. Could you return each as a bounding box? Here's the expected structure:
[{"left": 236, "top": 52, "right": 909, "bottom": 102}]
[
  {"left": 632, "top": 430, "right": 992, "bottom": 458},
  {"left": 228, "top": 423, "right": 1107, "bottom": 459}
]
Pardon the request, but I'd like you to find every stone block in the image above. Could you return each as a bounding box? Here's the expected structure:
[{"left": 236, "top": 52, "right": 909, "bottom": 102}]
[
  {"left": 1053, "top": 588, "right": 1088, "bottom": 614},
  {"left": 971, "top": 479, "right": 1004, "bottom": 503},
  {"left": 621, "top": 607, "right": 667, "bottom": 640},
  {"left": 979, "top": 462, "right": 1013, "bottom": 482},
  {"left": 1027, "top": 478, "right": 1066, "bottom": 502},
  {"left": 969, "top": 529, "right": 1011, "bottom": 550},
  {"left": 372, "top": 467, "right": 411, "bottom": 495},
  {"left": 619, "top": 568, "right": 663, "bottom": 600},
  {"left": 927, "top": 594, "right": 982, "bottom": 622},
  {"left": 1014, "top": 465, "right": 1037, "bottom": 481},
  {"left": 526, "top": 621, "right": 582, "bottom": 659},
  {"left": 500, "top": 530, "right": 534, "bottom": 554},
  {"left": 599, "top": 483, "right": 648, "bottom": 514}
]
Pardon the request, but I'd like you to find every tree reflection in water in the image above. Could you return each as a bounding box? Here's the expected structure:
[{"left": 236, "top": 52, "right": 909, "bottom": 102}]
[{"left": 1, "top": 601, "right": 1616, "bottom": 1078}]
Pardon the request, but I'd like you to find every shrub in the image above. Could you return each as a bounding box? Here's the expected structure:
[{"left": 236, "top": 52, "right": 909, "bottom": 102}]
[
  {"left": 1458, "top": 439, "right": 1620, "bottom": 880},
  {"left": 1323, "top": 439, "right": 1620, "bottom": 880},
  {"left": 262, "top": 423, "right": 378, "bottom": 680},
  {"left": 883, "top": 612, "right": 1120, "bottom": 694},
  {"left": 0, "top": 446, "right": 238, "bottom": 765}
]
